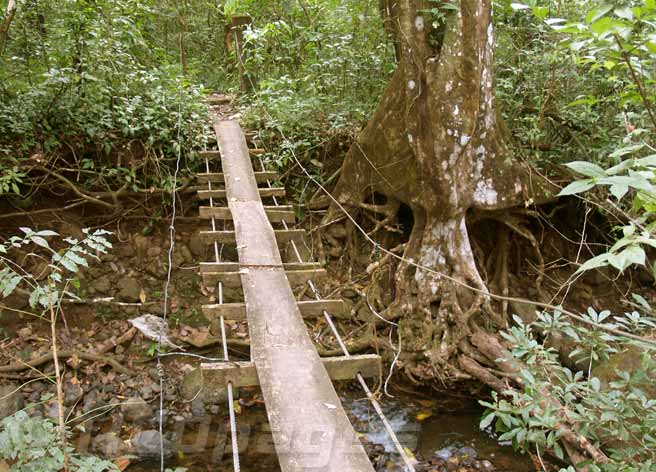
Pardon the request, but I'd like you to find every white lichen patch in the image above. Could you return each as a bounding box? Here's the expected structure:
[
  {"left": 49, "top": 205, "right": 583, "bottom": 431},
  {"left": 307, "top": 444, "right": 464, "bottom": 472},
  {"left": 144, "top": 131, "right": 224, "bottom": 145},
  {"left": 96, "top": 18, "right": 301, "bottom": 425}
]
[
  {"left": 408, "top": 80, "right": 416, "bottom": 90},
  {"left": 460, "top": 135, "right": 470, "bottom": 146},
  {"left": 415, "top": 16, "right": 424, "bottom": 31},
  {"left": 474, "top": 178, "right": 498, "bottom": 206}
]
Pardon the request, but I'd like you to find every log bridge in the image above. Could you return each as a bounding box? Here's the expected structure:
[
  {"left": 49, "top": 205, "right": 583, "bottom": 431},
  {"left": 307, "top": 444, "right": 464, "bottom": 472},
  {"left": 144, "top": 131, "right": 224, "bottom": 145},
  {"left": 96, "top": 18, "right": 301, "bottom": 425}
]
[{"left": 192, "top": 119, "right": 380, "bottom": 471}]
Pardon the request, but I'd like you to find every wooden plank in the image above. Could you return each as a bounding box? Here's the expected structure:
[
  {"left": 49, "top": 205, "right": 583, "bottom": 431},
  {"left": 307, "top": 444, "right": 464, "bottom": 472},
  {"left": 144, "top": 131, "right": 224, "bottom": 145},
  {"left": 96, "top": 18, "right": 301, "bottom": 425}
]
[
  {"left": 214, "top": 120, "right": 374, "bottom": 471},
  {"left": 200, "top": 261, "right": 320, "bottom": 273},
  {"left": 197, "top": 171, "right": 279, "bottom": 184},
  {"left": 197, "top": 150, "right": 220, "bottom": 160},
  {"left": 199, "top": 354, "right": 381, "bottom": 388},
  {"left": 199, "top": 205, "right": 295, "bottom": 223},
  {"left": 202, "top": 299, "right": 346, "bottom": 320},
  {"left": 200, "top": 228, "right": 305, "bottom": 245},
  {"left": 197, "top": 187, "right": 286, "bottom": 200},
  {"left": 202, "top": 268, "right": 326, "bottom": 288}
]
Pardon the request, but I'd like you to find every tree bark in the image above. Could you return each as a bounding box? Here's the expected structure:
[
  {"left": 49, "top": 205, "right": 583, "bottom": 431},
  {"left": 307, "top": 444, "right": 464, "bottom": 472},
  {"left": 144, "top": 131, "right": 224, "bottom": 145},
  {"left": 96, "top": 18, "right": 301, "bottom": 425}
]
[
  {"left": 327, "top": 0, "right": 554, "bottom": 377},
  {"left": 0, "top": 0, "right": 17, "bottom": 55}
]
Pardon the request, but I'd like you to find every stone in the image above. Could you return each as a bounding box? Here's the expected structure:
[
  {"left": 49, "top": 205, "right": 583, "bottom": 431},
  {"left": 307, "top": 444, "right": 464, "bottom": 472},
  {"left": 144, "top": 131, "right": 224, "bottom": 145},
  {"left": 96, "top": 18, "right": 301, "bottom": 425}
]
[
  {"left": 191, "top": 397, "right": 206, "bottom": 417},
  {"left": 131, "top": 430, "right": 173, "bottom": 459},
  {"left": 179, "top": 244, "right": 194, "bottom": 264},
  {"left": 91, "top": 276, "right": 112, "bottom": 294},
  {"left": 63, "top": 380, "right": 84, "bottom": 406},
  {"left": 181, "top": 368, "right": 228, "bottom": 404},
  {"left": 117, "top": 277, "right": 142, "bottom": 302},
  {"left": 121, "top": 396, "right": 153, "bottom": 423},
  {"left": 456, "top": 446, "right": 477, "bottom": 464},
  {"left": 92, "top": 432, "right": 126, "bottom": 458},
  {"left": 44, "top": 401, "right": 61, "bottom": 420},
  {"left": 188, "top": 232, "right": 206, "bottom": 258},
  {"left": 133, "top": 235, "right": 150, "bottom": 263},
  {"left": 477, "top": 460, "right": 495, "bottom": 471},
  {"left": 0, "top": 384, "right": 24, "bottom": 419}
]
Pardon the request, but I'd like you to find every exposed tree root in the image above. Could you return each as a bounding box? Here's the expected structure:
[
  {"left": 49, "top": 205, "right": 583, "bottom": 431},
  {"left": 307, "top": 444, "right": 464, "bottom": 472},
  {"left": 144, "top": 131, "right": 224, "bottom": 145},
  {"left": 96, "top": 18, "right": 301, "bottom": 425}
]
[{"left": 0, "top": 350, "right": 131, "bottom": 375}]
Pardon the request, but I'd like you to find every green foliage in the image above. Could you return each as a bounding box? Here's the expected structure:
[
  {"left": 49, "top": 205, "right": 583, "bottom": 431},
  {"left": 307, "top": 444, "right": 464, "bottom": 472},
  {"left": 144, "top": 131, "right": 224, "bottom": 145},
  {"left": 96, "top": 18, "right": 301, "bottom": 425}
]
[
  {"left": 237, "top": 0, "right": 394, "bottom": 169},
  {"left": 0, "top": 227, "right": 112, "bottom": 311},
  {"left": 481, "top": 312, "right": 656, "bottom": 471},
  {"left": 0, "top": 410, "right": 117, "bottom": 471},
  {"left": 0, "top": 0, "right": 213, "bottom": 198}
]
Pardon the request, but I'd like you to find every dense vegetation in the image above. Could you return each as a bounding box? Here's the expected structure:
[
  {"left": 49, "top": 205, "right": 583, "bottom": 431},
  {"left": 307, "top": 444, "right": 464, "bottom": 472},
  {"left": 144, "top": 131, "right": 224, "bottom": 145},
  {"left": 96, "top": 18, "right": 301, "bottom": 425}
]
[{"left": 1, "top": 0, "right": 656, "bottom": 471}]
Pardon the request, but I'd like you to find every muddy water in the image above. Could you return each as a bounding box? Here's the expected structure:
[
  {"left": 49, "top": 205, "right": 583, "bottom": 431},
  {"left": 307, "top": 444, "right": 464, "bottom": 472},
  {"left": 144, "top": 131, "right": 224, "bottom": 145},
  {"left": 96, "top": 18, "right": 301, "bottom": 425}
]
[{"left": 126, "top": 392, "right": 532, "bottom": 472}]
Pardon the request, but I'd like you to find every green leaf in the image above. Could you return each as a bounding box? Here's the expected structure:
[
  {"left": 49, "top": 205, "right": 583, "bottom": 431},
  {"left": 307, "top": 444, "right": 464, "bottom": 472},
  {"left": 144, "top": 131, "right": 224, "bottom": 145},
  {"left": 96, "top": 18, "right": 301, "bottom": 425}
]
[
  {"left": 609, "top": 183, "right": 629, "bottom": 200},
  {"left": 586, "top": 5, "right": 614, "bottom": 24},
  {"left": 576, "top": 254, "right": 609, "bottom": 273},
  {"left": 558, "top": 179, "right": 595, "bottom": 196},
  {"left": 480, "top": 412, "right": 495, "bottom": 430},
  {"left": 565, "top": 161, "right": 606, "bottom": 178},
  {"left": 590, "top": 377, "right": 601, "bottom": 392}
]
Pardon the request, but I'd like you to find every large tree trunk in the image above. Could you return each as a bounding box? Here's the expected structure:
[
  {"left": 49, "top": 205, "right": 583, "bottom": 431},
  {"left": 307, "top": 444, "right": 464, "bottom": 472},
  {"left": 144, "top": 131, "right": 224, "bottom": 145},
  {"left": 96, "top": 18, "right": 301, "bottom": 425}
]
[
  {"left": 324, "top": 3, "right": 597, "bottom": 465},
  {"left": 0, "top": 0, "right": 17, "bottom": 55},
  {"left": 329, "top": 0, "right": 547, "bottom": 380}
]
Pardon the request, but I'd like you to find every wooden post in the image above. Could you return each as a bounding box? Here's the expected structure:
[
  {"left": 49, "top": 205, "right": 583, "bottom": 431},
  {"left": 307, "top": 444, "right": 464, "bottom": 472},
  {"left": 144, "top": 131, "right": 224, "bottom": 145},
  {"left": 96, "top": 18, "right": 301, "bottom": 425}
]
[{"left": 231, "top": 15, "right": 255, "bottom": 92}]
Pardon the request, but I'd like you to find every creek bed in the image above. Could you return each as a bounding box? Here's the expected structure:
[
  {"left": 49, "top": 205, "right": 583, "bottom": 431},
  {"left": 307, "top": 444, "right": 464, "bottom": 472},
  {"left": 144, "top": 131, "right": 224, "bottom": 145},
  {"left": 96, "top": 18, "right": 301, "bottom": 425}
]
[{"left": 125, "top": 389, "right": 532, "bottom": 472}]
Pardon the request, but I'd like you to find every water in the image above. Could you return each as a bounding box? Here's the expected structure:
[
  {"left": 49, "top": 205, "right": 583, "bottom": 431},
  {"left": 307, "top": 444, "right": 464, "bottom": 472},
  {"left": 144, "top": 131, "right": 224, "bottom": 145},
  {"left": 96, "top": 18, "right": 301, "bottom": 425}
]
[{"left": 125, "top": 392, "right": 532, "bottom": 471}]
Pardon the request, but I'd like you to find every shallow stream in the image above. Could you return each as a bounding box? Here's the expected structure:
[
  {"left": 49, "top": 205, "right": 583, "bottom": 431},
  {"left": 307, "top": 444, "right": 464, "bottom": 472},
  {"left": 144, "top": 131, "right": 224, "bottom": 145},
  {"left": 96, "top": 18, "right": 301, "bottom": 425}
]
[{"left": 126, "top": 390, "right": 533, "bottom": 472}]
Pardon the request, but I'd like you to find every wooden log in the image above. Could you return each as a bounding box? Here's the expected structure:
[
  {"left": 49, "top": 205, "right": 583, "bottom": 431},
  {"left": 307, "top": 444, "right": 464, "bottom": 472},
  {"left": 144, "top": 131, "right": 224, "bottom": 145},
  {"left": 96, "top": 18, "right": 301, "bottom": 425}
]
[
  {"left": 200, "top": 261, "right": 320, "bottom": 273},
  {"left": 200, "top": 229, "right": 305, "bottom": 245},
  {"left": 197, "top": 150, "right": 220, "bottom": 160},
  {"left": 197, "top": 171, "right": 279, "bottom": 184},
  {"left": 199, "top": 205, "right": 295, "bottom": 223},
  {"left": 202, "top": 268, "right": 327, "bottom": 288},
  {"left": 202, "top": 299, "right": 346, "bottom": 320},
  {"left": 198, "top": 354, "right": 381, "bottom": 388},
  {"left": 197, "top": 187, "right": 286, "bottom": 200}
]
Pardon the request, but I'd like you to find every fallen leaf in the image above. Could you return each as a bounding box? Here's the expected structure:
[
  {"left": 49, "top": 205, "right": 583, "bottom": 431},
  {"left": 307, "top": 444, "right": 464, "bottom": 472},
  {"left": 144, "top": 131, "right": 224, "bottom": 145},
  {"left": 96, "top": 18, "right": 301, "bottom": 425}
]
[
  {"left": 233, "top": 400, "right": 242, "bottom": 415},
  {"left": 416, "top": 399, "right": 436, "bottom": 408},
  {"left": 139, "top": 288, "right": 147, "bottom": 304},
  {"left": 415, "top": 411, "right": 433, "bottom": 421},
  {"left": 113, "top": 456, "right": 131, "bottom": 471}
]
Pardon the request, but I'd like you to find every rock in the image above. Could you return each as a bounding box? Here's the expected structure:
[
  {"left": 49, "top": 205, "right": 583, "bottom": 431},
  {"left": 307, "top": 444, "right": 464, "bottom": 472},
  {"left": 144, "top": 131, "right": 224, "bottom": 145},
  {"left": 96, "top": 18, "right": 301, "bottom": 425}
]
[
  {"left": 435, "top": 447, "right": 453, "bottom": 462},
  {"left": 92, "top": 432, "right": 126, "bottom": 458},
  {"left": 181, "top": 368, "right": 228, "bottom": 404},
  {"left": 509, "top": 300, "right": 538, "bottom": 324},
  {"left": 91, "top": 276, "right": 112, "bottom": 294},
  {"left": 179, "top": 244, "right": 193, "bottom": 264},
  {"left": 477, "top": 460, "right": 495, "bottom": 471},
  {"left": 0, "top": 384, "right": 24, "bottom": 420},
  {"left": 140, "top": 385, "right": 153, "bottom": 400},
  {"left": 117, "top": 277, "right": 142, "bottom": 302},
  {"left": 63, "top": 380, "right": 84, "bottom": 406},
  {"left": 456, "top": 446, "right": 477, "bottom": 465},
  {"left": 121, "top": 396, "right": 153, "bottom": 423},
  {"left": 131, "top": 430, "right": 173, "bottom": 458},
  {"left": 133, "top": 235, "right": 150, "bottom": 263},
  {"left": 191, "top": 397, "right": 206, "bottom": 417},
  {"left": 188, "top": 232, "right": 206, "bottom": 258},
  {"left": 44, "top": 401, "right": 62, "bottom": 420}
]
